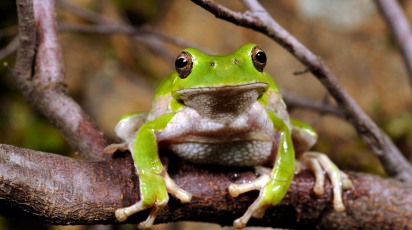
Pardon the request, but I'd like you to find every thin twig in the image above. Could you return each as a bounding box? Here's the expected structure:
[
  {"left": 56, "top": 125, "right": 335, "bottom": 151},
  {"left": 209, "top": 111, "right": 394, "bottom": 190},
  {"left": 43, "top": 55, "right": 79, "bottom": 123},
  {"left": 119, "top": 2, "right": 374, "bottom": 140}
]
[
  {"left": 376, "top": 0, "right": 412, "bottom": 87},
  {"left": 282, "top": 91, "right": 343, "bottom": 117},
  {"left": 58, "top": 22, "right": 343, "bottom": 117},
  {"left": 56, "top": 0, "right": 214, "bottom": 63},
  {"left": 56, "top": 0, "right": 212, "bottom": 54},
  {"left": 56, "top": 0, "right": 113, "bottom": 24},
  {"left": 190, "top": 0, "right": 412, "bottom": 182},
  {"left": 0, "top": 26, "right": 17, "bottom": 39},
  {"left": 0, "top": 36, "right": 18, "bottom": 60},
  {"left": 59, "top": 23, "right": 204, "bottom": 52},
  {"left": 59, "top": 23, "right": 133, "bottom": 34}
]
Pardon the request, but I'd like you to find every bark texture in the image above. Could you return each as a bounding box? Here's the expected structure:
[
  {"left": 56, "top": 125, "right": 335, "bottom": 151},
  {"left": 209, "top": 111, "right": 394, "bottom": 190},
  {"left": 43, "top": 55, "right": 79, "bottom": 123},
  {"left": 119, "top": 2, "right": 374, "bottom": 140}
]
[{"left": 1, "top": 144, "right": 411, "bottom": 229}]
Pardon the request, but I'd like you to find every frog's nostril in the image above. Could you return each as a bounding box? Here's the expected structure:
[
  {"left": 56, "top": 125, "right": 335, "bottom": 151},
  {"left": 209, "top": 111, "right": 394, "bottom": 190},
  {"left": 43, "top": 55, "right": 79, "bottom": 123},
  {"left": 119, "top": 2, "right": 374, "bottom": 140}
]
[
  {"left": 210, "top": 61, "right": 215, "bottom": 67},
  {"left": 233, "top": 59, "right": 239, "bottom": 65}
]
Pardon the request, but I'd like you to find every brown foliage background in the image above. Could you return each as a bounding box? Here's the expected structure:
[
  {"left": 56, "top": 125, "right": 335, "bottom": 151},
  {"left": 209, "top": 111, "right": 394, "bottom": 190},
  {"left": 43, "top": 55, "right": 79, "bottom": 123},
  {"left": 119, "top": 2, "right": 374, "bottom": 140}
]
[{"left": 2, "top": 0, "right": 412, "bottom": 229}]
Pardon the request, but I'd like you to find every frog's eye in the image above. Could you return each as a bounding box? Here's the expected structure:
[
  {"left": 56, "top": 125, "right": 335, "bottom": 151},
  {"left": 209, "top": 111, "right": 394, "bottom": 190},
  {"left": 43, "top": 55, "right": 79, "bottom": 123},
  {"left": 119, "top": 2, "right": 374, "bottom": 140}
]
[
  {"left": 175, "top": 51, "right": 193, "bottom": 79},
  {"left": 251, "top": 46, "right": 266, "bottom": 72}
]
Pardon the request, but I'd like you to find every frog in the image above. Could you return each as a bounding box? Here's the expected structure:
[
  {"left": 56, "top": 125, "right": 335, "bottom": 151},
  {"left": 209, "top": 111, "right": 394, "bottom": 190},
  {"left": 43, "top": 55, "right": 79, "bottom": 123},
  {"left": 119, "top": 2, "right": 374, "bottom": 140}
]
[{"left": 104, "top": 43, "right": 352, "bottom": 229}]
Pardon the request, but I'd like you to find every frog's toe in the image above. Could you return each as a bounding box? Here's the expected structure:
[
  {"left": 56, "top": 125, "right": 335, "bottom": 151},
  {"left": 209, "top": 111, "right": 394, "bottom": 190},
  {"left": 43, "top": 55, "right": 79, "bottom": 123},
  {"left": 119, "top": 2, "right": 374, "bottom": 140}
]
[
  {"left": 115, "top": 198, "right": 168, "bottom": 229},
  {"left": 115, "top": 200, "right": 151, "bottom": 222},
  {"left": 299, "top": 155, "right": 325, "bottom": 196},
  {"left": 300, "top": 151, "right": 352, "bottom": 211},
  {"left": 232, "top": 188, "right": 271, "bottom": 229},
  {"left": 115, "top": 200, "right": 147, "bottom": 222},
  {"left": 103, "top": 142, "right": 129, "bottom": 154},
  {"left": 137, "top": 200, "right": 168, "bottom": 229},
  {"left": 115, "top": 208, "right": 128, "bottom": 222},
  {"left": 233, "top": 217, "right": 248, "bottom": 229},
  {"left": 232, "top": 200, "right": 260, "bottom": 229},
  {"left": 341, "top": 171, "right": 353, "bottom": 189},
  {"left": 229, "top": 173, "right": 270, "bottom": 198},
  {"left": 251, "top": 206, "right": 267, "bottom": 219},
  {"left": 164, "top": 172, "right": 192, "bottom": 203}
]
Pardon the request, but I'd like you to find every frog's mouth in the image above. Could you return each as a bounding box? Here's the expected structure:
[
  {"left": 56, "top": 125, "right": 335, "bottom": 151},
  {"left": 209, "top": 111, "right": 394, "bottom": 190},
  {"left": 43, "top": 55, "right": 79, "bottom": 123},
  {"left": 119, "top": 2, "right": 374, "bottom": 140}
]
[{"left": 175, "top": 82, "right": 268, "bottom": 118}]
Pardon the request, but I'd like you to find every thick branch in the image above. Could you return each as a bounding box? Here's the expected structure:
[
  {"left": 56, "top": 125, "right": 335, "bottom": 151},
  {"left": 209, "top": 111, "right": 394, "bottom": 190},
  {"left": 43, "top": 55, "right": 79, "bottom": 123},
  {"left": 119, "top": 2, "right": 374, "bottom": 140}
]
[
  {"left": 14, "top": 0, "right": 110, "bottom": 160},
  {"left": 0, "top": 144, "right": 411, "bottom": 229},
  {"left": 190, "top": 0, "right": 412, "bottom": 182},
  {"left": 376, "top": 0, "right": 412, "bottom": 87}
]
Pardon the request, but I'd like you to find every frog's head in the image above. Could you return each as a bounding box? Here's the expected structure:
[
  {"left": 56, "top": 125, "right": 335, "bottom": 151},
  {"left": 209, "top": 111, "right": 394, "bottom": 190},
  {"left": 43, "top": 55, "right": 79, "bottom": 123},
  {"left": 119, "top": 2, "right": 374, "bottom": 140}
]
[{"left": 170, "top": 43, "right": 279, "bottom": 118}]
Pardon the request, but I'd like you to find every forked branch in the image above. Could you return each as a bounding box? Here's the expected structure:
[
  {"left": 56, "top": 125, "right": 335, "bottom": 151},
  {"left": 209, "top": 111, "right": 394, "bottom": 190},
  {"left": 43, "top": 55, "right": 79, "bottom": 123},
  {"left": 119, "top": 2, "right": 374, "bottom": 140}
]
[
  {"left": 6, "top": 0, "right": 412, "bottom": 228},
  {"left": 13, "top": 0, "right": 111, "bottom": 160}
]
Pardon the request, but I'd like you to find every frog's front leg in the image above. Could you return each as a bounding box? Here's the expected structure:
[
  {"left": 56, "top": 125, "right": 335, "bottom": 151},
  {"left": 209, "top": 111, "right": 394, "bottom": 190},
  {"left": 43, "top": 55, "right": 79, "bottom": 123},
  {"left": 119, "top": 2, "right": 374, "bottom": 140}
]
[
  {"left": 115, "top": 114, "right": 192, "bottom": 229},
  {"left": 229, "top": 110, "right": 295, "bottom": 229},
  {"left": 104, "top": 113, "right": 148, "bottom": 154}
]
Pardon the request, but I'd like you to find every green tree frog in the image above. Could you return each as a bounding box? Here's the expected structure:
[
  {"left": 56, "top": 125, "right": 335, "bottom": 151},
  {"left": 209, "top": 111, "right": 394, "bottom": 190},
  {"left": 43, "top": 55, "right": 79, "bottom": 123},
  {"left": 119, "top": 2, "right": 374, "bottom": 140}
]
[{"left": 105, "top": 43, "right": 352, "bottom": 229}]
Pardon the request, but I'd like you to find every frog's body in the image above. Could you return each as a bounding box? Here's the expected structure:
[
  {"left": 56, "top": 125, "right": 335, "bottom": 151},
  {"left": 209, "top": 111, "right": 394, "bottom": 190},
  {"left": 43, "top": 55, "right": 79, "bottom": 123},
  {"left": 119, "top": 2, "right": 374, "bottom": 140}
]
[
  {"left": 106, "top": 44, "right": 351, "bottom": 229},
  {"left": 153, "top": 86, "right": 282, "bottom": 167},
  {"left": 146, "top": 45, "right": 289, "bottom": 168}
]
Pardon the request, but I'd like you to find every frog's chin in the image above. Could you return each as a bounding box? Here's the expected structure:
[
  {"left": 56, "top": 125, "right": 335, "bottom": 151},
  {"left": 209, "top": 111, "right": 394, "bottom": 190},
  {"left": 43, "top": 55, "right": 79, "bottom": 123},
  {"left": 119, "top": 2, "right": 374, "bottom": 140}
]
[{"left": 174, "top": 82, "right": 268, "bottom": 119}]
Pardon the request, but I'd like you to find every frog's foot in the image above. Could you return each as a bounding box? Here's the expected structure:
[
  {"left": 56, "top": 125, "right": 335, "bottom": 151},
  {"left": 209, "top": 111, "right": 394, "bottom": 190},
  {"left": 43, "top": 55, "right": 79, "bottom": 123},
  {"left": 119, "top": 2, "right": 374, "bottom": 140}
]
[
  {"left": 229, "top": 167, "right": 284, "bottom": 229},
  {"left": 115, "top": 198, "right": 168, "bottom": 229},
  {"left": 115, "top": 171, "right": 191, "bottom": 229},
  {"left": 229, "top": 167, "right": 271, "bottom": 198},
  {"left": 103, "top": 142, "right": 129, "bottom": 154},
  {"left": 299, "top": 151, "right": 353, "bottom": 211}
]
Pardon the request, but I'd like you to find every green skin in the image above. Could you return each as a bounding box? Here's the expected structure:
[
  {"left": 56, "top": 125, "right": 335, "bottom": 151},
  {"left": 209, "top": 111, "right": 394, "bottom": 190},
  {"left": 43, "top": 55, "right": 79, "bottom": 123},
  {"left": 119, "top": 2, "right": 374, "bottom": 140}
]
[
  {"left": 137, "top": 43, "right": 297, "bottom": 208},
  {"left": 111, "top": 43, "right": 326, "bottom": 228}
]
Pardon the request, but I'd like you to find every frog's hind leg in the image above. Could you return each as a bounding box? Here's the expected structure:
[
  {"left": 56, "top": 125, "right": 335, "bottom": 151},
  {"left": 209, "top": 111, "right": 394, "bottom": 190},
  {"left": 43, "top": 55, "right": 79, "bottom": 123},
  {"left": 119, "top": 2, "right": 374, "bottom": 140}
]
[
  {"left": 228, "top": 166, "right": 282, "bottom": 228},
  {"left": 228, "top": 111, "right": 296, "bottom": 229},
  {"left": 299, "top": 151, "right": 353, "bottom": 211}
]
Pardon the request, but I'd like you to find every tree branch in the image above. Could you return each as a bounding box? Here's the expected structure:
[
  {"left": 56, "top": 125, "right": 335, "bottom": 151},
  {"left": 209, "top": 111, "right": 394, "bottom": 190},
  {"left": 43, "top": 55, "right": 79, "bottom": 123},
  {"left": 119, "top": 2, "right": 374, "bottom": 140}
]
[
  {"left": 375, "top": 0, "right": 412, "bottom": 87},
  {"left": 0, "top": 36, "right": 18, "bottom": 60},
  {"left": 282, "top": 91, "right": 343, "bottom": 117},
  {"left": 55, "top": 0, "right": 343, "bottom": 119},
  {"left": 0, "top": 143, "right": 411, "bottom": 229},
  {"left": 190, "top": 0, "right": 412, "bottom": 182},
  {"left": 55, "top": 0, "right": 213, "bottom": 61},
  {"left": 10, "top": 0, "right": 412, "bottom": 228},
  {"left": 13, "top": 0, "right": 110, "bottom": 160}
]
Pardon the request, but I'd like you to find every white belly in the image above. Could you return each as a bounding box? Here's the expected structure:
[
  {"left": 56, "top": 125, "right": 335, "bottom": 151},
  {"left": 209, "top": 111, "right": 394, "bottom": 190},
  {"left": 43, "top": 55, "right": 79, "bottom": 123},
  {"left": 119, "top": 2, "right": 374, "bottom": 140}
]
[
  {"left": 169, "top": 141, "right": 273, "bottom": 166},
  {"left": 158, "top": 102, "right": 276, "bottom": 166}
]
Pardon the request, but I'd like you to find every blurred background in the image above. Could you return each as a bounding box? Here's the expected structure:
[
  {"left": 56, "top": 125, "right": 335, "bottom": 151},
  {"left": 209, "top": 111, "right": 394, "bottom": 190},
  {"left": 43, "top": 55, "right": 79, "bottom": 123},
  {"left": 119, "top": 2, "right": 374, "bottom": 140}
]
[{"left": 1, "top": 0, "right": 412, "bottom": 229}]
